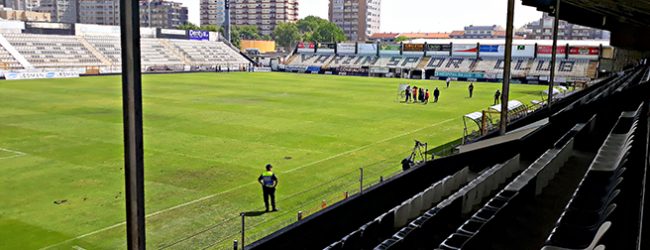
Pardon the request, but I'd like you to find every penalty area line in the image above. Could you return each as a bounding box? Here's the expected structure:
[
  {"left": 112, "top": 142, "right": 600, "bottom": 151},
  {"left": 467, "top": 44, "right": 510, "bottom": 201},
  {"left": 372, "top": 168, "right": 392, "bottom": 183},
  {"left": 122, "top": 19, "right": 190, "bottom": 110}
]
[{"left": 0, "top": 147, "right": 26, "bottom": 160}]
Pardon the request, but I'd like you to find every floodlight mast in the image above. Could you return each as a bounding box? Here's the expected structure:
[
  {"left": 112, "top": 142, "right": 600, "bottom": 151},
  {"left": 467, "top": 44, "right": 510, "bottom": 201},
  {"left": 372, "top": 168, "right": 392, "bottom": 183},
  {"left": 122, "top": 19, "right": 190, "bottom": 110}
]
[{"left": 500, "top": 0, "right": 516, "bottom": 135}]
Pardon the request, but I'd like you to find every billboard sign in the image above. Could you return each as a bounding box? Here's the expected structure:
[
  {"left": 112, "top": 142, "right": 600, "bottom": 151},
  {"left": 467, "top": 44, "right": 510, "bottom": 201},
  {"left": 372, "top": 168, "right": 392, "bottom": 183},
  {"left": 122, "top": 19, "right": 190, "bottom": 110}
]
[
  {"left": 568, "top": 46, "right": 600, "bottom": 57},
  {"left": 403, "top": 43, "right": 424, "bottom": 52},
  {"left": 452, "top": 44, "right": 478, "bottom": 56},
  {"left": 297, "top": 42, "right": 315, "bottom": 53},
  {"left": 4, "top": 71, "right": 80, "bottom": 80},
  {"left": 189, "top": 30, "right": 210, "bottom": 41},
  {"left": 511, "top": 45, "right": 535, "bottom": 57},
  {"left": 435, "top": 71, "right": 484, "bottom": 79},
  {"left": 337, "top": 43, "right": 356, "bottom": 54},
  {"left": 537, "top": 45, "right": 567, "bottom": 57},
  {"left": 357, "top": 43, "right": 378, "bottom": 55},
  {"left": 380, "top": 43, "right": 401, "bottom": 55},
  {"left": 317, "top": 43, "right": 336, "bottom": 53}
]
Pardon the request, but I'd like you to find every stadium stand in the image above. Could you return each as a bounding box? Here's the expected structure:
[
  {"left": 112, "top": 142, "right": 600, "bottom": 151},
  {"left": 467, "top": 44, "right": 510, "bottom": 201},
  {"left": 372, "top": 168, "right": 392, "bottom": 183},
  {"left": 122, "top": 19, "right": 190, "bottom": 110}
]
[
  {"left": 3, "top": 33, "right": 103, "bottom": 69},
  {"left": 528, "top": 59, "right": 592, "bottom": 78},
  {"left": 0, "top": 32, "right": 251, "bottom": 73},
  {"left": 169, "top": 39, "right": 249, "bottom": 66},
  {"left": 474, "top": 58, "right": 534, "bottom": 78},
  {"left": 248, "top": 66, "right": 650, "bottom": 249}
]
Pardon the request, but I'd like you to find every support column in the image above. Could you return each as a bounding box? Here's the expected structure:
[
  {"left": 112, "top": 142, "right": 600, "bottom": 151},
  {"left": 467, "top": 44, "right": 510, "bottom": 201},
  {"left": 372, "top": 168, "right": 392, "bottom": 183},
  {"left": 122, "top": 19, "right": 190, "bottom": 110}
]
[
  {"left": 120, "top": 0, "right": 146, "bottom": 248},
  {"left": 500, "top": 0, "right": 515, "bottom": 135},
  {"left": 548, "top": 0, "right": 561, "bottom": 110}
]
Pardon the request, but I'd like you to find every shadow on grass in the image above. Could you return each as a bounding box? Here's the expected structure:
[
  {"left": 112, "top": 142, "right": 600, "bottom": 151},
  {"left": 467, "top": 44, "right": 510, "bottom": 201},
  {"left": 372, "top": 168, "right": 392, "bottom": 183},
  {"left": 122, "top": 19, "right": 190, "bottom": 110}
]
[{"left": 243, "top": 211, "right": 267, "bottom": 217}]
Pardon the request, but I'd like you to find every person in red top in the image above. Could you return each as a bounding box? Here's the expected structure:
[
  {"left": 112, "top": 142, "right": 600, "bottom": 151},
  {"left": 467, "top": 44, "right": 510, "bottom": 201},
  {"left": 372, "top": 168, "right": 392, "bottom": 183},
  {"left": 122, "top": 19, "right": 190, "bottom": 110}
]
[{"left": 412, "top": 86, "right": 418, "bottom": 103}]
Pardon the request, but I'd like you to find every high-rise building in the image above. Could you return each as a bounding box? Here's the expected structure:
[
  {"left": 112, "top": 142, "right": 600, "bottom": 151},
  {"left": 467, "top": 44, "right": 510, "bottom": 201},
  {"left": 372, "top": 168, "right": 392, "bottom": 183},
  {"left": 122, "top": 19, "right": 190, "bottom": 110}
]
[
  {"left": 229, "top": 0, "right": 299, "bottom": 36},
  {"left": 139, "top": 0, "right": 188, "bottom": 28},
  {"left": 329, "top": 0, "right": 380, "bottom": 41},
  {"left": 34, "top": 0, "right": 77, "bottom": 23},
  {"left": 4, "top": 0, "right": 42, "bottom": 11},
  {"left": 200, "top": 0, "right": 226, "bottom": 27},
  {"left": 78, "top": 0, "right": 119, "bottom": 25},
  {"left": 521, "top": 13, "right": 610, "bottom": 40},
  {"left": 77, "top": 0, "right": 188, "bottom": 29}
]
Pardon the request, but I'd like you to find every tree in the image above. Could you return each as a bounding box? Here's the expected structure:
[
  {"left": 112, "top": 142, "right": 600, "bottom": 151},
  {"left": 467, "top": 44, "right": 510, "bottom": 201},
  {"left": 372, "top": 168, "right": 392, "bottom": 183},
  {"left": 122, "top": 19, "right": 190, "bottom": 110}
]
[
  {"left": 199, "top": 25, "right": 219, "bottom": 32},
  {"left": 297, "top": 16, "right": 330, "bottom": 42},
  {"left": 273, "top": 22, "right": 301, "bottom": 51},
  {"left": 312, "top": 22, "right": 346, "bottom": 43},
  {"left": 176, "top": 22, "right": 200, "bottom": 30},
  {"left": 395, "top": 36, "right": 410, "bottom": 43},
  {"left": 238, "top": 25, "right": 261, "bottom": 40}
]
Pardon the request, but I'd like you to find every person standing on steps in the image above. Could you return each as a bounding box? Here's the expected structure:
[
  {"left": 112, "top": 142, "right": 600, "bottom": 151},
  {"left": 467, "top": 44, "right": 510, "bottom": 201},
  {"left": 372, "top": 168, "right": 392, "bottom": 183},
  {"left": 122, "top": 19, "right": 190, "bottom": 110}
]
[{"left": 258, "top": 164, "right": 278, "bottom": 212}]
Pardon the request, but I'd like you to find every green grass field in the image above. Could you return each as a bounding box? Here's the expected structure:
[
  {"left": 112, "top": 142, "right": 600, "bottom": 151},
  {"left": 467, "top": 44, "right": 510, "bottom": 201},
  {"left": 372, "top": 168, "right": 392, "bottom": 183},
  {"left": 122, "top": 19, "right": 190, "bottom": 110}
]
[{"left": 0, "top": 72, "right": 546, "bottom": 249}]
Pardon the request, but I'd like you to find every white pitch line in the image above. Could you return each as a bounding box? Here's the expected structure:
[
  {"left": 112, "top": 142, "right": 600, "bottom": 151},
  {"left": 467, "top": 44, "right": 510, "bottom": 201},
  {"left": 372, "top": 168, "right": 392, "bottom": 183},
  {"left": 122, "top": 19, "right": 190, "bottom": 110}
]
[
  {"left": 0, "top": 147, "right": 26, "bottom": 160},
  {"left": 39, "top": 118, "right": 456, "bottom": 249},
  {"left": 283, "top": 118, "right": 456, "bottom": 174}
]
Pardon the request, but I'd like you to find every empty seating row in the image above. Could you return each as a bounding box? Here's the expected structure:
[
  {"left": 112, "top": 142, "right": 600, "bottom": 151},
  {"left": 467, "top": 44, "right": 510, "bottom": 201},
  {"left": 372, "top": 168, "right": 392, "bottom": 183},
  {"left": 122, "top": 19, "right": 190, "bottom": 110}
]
[
  {"left": 373, "top": 155, "right": 521, "bottom": 250},
  {"left": 424, "top": 57, "right": 478, "bottom": 72},
  {"left": 323, "top": 167, "right": 471, "bottom": 250},
  {"left": 169, "top": 39, "right": 249, "bottom": 66},
  {"left": 3, "top": 33, "right": 103, "bottom": 68},
  {"left": 0, "top": 42, "right": 22, "bottom": 70},
  {"left": 528, "top": 59, "right": 590, "bottom": 78},
  {"left": 83, "top": 35, "right": 122, "bottom": 65},
  {"left": 543, "top": 105, "right": 642, "bottom": 250},
  {"left": 438, "top": 124, "right": 579, "bottom": 250}
]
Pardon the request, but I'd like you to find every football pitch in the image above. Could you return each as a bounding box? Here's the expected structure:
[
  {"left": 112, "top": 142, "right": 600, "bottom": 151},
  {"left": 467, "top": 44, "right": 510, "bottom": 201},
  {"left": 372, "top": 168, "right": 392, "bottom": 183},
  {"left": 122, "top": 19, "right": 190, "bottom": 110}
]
[{"left": 0, "top": 72, "right": 546, "bottom": 249}]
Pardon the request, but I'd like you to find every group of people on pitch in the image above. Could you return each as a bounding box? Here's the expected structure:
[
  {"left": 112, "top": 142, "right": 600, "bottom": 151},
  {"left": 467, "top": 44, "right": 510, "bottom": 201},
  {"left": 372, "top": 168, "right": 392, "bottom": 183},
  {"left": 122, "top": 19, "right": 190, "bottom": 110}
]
[
  {"left": 405, "top": 85, "right": 441, "bottom": 104},
  {"left": 405, "top": 79, "right": 502, "bottom": 105}
]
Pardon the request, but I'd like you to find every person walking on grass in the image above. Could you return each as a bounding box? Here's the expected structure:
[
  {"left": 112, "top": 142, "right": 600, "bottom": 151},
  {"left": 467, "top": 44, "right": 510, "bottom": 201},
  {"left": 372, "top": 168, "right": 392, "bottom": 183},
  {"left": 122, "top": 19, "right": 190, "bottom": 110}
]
[
  {"left": 433, "top": 87, "right": 440, "bottom": 103},
  {"left": 468, "top": 82, "right": 475, "bottom": 98},
  {"left": 446, "top": 78, "right": 451, "bottom": 88},
  {"left": 258, "top": 164, "right": 278, "bottom": 212},
  {"left": 412, "top": 86, "right": 418, "bottom": 103},
  {"left": 419, "top": 87, "right": 425, "bottom": 103},
  {"left": 424, "top": 89, "right": 430, "bottom": 104},
  {"left": 494, "top": 89, "right": 501, "bottom": 105},
  {"left": 405, "top": 85, "right": 411, "bottom": 103}
]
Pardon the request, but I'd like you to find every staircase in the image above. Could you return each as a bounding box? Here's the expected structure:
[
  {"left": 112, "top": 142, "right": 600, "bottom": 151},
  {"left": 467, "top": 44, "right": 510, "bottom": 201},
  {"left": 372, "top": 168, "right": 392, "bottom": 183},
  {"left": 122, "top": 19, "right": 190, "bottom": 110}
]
[
  {"left": 284, "top": 54, "right": 299, "bottom": 65},
  {"left": 77, "top": 36, "right": 112, "bottom": 66},
  {"left": 0, "top": 33, "right": 33, "bottom": 69},
  {"left": 159, "top": 39, "right": 192, "bottom": 65},
  {"left": 416, "top": 56, "right": 431, "bottom": 70}
]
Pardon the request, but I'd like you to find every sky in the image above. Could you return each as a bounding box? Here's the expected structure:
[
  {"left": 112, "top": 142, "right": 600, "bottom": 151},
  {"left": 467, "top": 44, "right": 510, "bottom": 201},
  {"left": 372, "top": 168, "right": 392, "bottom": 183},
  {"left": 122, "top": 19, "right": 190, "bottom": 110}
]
[{"left": 181, "top": 0, "right": 544, "bottom": 32}]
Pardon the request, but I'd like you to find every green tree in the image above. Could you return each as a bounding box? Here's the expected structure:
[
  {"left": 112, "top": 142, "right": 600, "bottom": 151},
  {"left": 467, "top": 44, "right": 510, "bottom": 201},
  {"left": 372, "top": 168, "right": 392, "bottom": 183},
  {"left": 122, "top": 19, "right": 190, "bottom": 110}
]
[
  {"left": 395, "top": 36, "right": 410, "bottom": 43},
  {"left": 176, "top": 22, "right": 200, "bottom": 30},
  {"left": 238, "top": 25, "right": 261, "bottom": 40},
  {"left": 273, "top": 22, "right": 301, "bottom": 51},
  {"left": 199, "top": 25, "right": 220, "bottom": 32},
  {"left": 312, "top": 22, "right": 346, "bottom": 43},
  {"left": 297, "top": 16, "right": 330, "bottom": 42}
]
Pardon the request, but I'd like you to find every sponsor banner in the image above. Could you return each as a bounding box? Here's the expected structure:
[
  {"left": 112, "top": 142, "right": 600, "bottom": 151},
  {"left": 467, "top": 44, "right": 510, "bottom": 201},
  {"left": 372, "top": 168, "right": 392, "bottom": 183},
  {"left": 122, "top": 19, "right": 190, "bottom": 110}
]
[
  {"left": 512, "top": 45, "right": 535, "bottom": 57},
  {"left": 380, "top": 43, "right": 401, "bottom": 51},
  {"left": 568, "top": 46, "right": 600, "bottom": 58},
  {"left": 254, "top": 67, "right": 272, "bottom": 72},
  {"left": 358, "top": 43, "right": 378, "bottom": 55},
  {"left": 286, "top": 66, "right": 307, "bottom": 72},
  {"left": 4, "top": 71, "right": 80, "bottom": 80},
  {"left": 537, "top": 45, "right": 567, "bottom": 56},
  {"left": 380, "top": 43, "right": 401, "bottom": 55},
  {"left": 403, "top": 43, "right": 425, "bottom": 52},
  {"left": 307, "top": 66, "right": 321, "bottom": 72},
  {"left": 297, "top": 42, "right": 315, "bottom": 53},
  {"left": 160, "top": 29, "right": 187, "bottom": 35},
  {"left": 435, "top": 71, "right": 484, "bottom": 79},
  {"left": 189, "top": 30, "right": 210, "bottom": 41},
  {"left": 426, "top": 44, "right": 452, "bottom": 52},
  {"left": 337, "top": 43, "right": 356, "bottom": 54},
  {"left": 317, "top": 43, "right": 336, "bottom": 53},
  {"left": 369, "top": 67, "right": 390, "bottom": 74},
  {"left": 452, "top": 44, "right": 478, "bottom": 56},
  {"left": 479, "top": 45, "right": 504, "bottom": 57}
]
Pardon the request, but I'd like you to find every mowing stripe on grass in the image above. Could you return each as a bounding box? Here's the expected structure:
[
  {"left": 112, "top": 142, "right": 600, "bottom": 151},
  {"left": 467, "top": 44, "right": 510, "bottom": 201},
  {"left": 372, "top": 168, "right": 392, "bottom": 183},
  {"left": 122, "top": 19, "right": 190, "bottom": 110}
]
[{"left": 39, "top": 118, "right": 455, "bottom": 249}]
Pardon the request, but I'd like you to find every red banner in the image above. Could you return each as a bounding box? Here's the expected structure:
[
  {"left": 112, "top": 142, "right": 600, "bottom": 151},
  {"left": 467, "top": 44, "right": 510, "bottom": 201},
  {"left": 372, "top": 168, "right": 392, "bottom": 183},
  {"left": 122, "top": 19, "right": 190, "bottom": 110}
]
[
  {"left": 537, "top": 45, "right": 567, "bottom": 54},
  {"left": 569, "top": 46, "right": 600, "bottom": 55},
  {"left": 297, "top": 42, "right": 315, "bottom": 49}
]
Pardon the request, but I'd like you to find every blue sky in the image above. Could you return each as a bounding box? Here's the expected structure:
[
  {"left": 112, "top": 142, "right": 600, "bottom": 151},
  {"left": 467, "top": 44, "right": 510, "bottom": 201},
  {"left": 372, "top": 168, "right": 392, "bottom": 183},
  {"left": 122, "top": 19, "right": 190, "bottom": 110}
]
[{"left": 182, "top": 0, "right": 544, "bottom": 32}]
